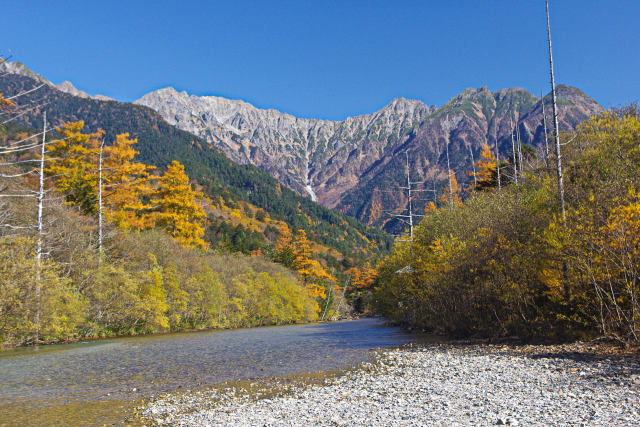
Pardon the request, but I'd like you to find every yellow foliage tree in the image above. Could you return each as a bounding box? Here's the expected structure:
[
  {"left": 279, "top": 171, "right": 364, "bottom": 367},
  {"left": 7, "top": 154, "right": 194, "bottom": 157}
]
[
  {"left": 346, "top": 265, "right": 378, "bottom": 290},
  {"left": 0, "top": 93, "right": 15, "bottom": 109},
  {"left": 102, "top": 133, "right": 156, "bottom": 231},
  {"left": 46, "top": 121, "right": 104, "bottom": 213},
  {"left": 438, "top": 171, "right": 463, "bottom": 208},
  {"left": 471, "top": 144, "right": 498, "bottom": 191},
  {"left": 152, "top": 160, "right": 208, "bottom": 249},
  {"left": 275, "top": 222, "right": 295, "bottom": 267},
  {"left": 424, "top": 201, "right": 437, "bottom": 215},
  {"left": 292, "top": 229, "right": 334, "bottom": 300}
]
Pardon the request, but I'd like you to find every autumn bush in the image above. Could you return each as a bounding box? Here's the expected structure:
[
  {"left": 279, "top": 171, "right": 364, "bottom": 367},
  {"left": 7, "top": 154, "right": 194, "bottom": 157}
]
[{"left": 375, "top": 107, "right": 640, "bottom": 345}]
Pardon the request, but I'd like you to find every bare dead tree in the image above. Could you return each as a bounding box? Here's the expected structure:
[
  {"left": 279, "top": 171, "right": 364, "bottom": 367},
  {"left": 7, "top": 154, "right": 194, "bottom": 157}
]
[
  {"left": 541, "top": 90, "right": 550, "bottom": 167},
  {"left": 34, "top": 112, "right": 47, "bottom": 342},
  {"left": 445, "top": 141, "right": 454, "bottom": 210},
  {"left": 321, "top": 281, "right": 334, "bottom": 321},
  {"left": 468, "top": 144, "right": 477, "bottom": 191},
  {"left": 516, "top": 121, "right": 523, "bottom": 179},
  {"left": 97, "top": 139, "right": 105, "bottom": 258},
  {"left": 494, "top": 133, "right": 501, "bottom": 191},
  {"left": 386, "top": 152, "right": 428, "bottom": 242},
  {"left": 330, "top": 276, "right": 351, "bottom": 321},
  {"left": 546, "top": 0, "right": 566, "bottom": 219},
  {"left": 510, "top": 117, "right": 518, "bottom": 184}
]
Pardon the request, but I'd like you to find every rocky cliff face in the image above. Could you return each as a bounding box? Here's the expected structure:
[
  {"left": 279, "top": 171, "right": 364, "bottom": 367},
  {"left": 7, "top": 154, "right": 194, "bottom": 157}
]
[
  {"left": 136, "top": 84, "right": 603, "bottom": 228},
  {"left": 136, "top": 88, "right": 435, "bottom": 205}
]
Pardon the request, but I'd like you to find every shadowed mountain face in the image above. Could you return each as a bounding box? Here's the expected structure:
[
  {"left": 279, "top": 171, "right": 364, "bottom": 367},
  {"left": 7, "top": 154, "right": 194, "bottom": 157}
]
[{"left": 136, "top": 85, "right": 603, "bottom": 228}]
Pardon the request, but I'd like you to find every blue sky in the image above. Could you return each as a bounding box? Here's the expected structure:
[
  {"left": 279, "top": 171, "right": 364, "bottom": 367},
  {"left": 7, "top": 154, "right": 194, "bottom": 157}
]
[{"left": 3, "top": 0, "right": 638, "bottom": 120}]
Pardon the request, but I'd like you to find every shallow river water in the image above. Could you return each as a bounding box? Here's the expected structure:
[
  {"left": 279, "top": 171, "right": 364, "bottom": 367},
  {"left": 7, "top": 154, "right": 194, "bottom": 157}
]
[{"left": 0, "top": 319, "right": 413, "bottom": 425}]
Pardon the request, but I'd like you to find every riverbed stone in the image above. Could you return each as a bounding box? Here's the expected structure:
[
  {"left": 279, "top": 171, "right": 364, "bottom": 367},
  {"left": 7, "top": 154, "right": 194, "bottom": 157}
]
[{"left": 142, "top": 343, "right": 640, "bottom": 426}]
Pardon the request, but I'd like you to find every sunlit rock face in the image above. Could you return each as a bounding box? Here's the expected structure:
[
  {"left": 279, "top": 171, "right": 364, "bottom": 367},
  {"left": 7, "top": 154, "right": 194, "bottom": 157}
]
[{"left": 136, "top": 85, "right": 603, "bottom": 226}]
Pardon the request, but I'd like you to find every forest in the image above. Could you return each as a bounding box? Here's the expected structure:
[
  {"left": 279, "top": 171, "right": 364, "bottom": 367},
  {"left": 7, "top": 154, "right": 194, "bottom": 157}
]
[
  {"left": 0, "top": 95, "right": 346, "bottom": 345},
  {"left": 0, "top": 72, "right": 393, "bottom": 267},
  {"left": 374, "top": 106, "right": 640, "bottom": 345}
]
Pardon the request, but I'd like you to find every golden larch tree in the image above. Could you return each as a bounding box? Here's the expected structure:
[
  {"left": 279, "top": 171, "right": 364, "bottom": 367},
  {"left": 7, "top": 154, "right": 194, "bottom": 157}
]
[
  {"left": 275, "top": 222, "right": 295, "bottom": 267},
  {"left": 153, "top": 160, "right": 208, "bottom": 249},
  {"left": 102, "top": 133, "right": 156, "bottom": 231},
  {"left": 292, "top": 229, "right": 334, "bottom": 299},
  {"left": 471, "top": 144, "right": 498, "bottom": 191},
  {"left": 46, "top": 121, "right": 104, "bottom": 213}
]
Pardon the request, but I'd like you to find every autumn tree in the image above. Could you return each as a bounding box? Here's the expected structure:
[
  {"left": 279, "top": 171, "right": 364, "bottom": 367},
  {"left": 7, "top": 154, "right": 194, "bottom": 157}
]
[
  {"left": 274, "top": 222, "right": 295, "bottom": 267},
  {"left": 424, "top": 201, "right": 437, "bottom": 215},
  {"left": 46, "top": 121, "right": 104, "bottom": 213},
  {"left": 346, "top": 265, "right": 377, "bottom": 290},
  {"left": 102, "top": 133, "right": 155, "bottom": 231},
  {"left": 292, "top": 229, "right": 334, "bottom": 300},
  {"left": 438, "top": 171, "right": 462, "bottom": 208},
  {"left": 152, "top": 160, "right": 208, "bottom": 249},
  {"left": 471, "top": 144, "right": 499, "bottom": 191}
]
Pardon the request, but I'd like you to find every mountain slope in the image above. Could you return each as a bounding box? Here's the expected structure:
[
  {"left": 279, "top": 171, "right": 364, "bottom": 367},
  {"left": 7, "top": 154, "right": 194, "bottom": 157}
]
[
  {"left": 136, "top": 84, "right": 603, "bottom": 228},
  {"left": 0, "top": 61, "right": 114, "bottom": 101},
  {"left": 0, "top": 72, "right": 392, "bottom": 263},
  {"left": 338, "top": 85, "right": 603, "bottom": 228},
  {"left": 135, "top": 89, "right": 435, "bottom": 206}
]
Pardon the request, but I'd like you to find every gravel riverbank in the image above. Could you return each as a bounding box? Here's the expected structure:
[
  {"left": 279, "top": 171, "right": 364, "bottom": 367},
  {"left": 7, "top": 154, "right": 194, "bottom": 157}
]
[{"left": 142, "top": 343, "right": 640, "bottom": 426}]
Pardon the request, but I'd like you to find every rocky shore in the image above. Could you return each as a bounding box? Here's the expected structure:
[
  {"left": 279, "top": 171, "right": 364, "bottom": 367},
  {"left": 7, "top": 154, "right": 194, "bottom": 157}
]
[{"left": 142, "top": 343, "right": 640, "bottom": 426}]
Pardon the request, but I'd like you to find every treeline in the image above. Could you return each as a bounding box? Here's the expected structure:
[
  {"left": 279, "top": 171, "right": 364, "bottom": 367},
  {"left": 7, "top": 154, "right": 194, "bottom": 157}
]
[
  {"left": 0, "top": 112, "right": 322, "bottom": 346},
  {"left": 374, "top": 107, "right": 640, "bottom": 345}
]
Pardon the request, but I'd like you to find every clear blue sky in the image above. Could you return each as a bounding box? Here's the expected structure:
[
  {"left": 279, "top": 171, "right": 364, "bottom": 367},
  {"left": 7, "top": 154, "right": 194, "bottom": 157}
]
[{"left": 3, "top": 0, "right": 638, "bottom": 120}]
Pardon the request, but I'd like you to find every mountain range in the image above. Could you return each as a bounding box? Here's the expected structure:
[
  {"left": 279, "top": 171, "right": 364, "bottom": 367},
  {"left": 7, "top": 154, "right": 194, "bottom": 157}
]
[
  {"left": 0, "top": 64, "right": 392, "bottom": 266},
  {"left": 1, "top": 61, "right": 603, "bottom": 232},
  {"left": 135, "top": 84, "right": 603, "bottom": 228}
]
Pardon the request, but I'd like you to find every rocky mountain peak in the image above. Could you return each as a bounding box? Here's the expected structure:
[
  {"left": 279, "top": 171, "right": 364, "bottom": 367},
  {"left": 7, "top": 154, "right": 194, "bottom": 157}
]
[
  {"left": 136, "top": 83, "right": 603, "bottom": 227},
  {"left": 56, "top": 81, "right": 91, "bottom": 99}
]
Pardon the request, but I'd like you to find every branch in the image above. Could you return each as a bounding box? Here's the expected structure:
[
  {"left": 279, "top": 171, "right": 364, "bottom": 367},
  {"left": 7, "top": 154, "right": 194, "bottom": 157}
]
[{"left": 6, "top": 83, "right": 47, "bottom": 100}]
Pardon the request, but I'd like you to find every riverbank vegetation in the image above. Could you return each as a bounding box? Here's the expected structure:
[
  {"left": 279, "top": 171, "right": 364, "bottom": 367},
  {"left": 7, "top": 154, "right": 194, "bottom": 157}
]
[
  {"left": 374, "top": 107, "right": 640, "bottom": 345},
  {"left": 0, "top": 108, "right": 330, "bottom": 346}
]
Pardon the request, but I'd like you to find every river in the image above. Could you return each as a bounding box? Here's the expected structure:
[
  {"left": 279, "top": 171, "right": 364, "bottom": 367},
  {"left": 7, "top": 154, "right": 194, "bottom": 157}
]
[{"left": 0, "top": 319, "right": 414, "bottom": 425}]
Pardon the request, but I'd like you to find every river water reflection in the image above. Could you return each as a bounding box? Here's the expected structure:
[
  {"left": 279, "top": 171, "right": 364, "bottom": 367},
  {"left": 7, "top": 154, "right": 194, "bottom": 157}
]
[{"left": 0, "top": 319, "right": 413, "bottom": 424}]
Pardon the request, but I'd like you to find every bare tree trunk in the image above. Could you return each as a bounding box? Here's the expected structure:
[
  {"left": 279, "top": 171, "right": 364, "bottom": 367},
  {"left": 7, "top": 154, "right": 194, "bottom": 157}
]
[
  {"left": 469, "top": 145, "right": 477, "bottom": 191},
  {"left": 494, "top": 134, "right": 501, "bottom": 191},
  {"left": 35, "top": 111, "right": 46, "bottom": 343},
  {"left": 406, "top": 153, "right": 414, "bottom": 238},
  {"left": 321, "top": 282, "right": 334, "bottom": 321},
  {"left": 541, "top": 89, "right": 550, "bottom": 167},
  {"left": 516, "top": 121, "right": 523, "bottom": 178},
  {"left": 546, "top": 0, "right": 566, "bottom": 220},
  {"left": 445, "top": 142, "right": 454, "bottom": 209},
  {"left": 98, "top": 139, "right": 104, "bottom": 259},
  {"left": 330, "top": 277, "right": 351, "bottom": 321},
  {"left": 510, "top": 117, "right": 518, "bottom": 184}
]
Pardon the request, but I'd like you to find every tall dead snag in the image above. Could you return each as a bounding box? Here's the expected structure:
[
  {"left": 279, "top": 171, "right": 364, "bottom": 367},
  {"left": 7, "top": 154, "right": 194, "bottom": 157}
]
[
  {"left": 445, "top": 141, "right": 454, "bottom": 209},
  {"left": 97, "top": 139, "right": 104, "bottom": 258},
  {"left": 541, "top": 89, "right": 550, "bottom": 167},
  {"left": 35, "top": 111, "right": 47, "bottom": 342},
  {"left": 389, "top": 152, "right": 426, "bottom": 242},
  {"left": 546, "top": 0, "right": 566, "bottom": 219},
  {"left": 510, "top": 117, "right": 518, "bottom": 184},
  {"left": 468, "top": 145, "right": 477, "bottom": 191},
  {"left": 330, "top": 276, "right": 350, "bottom": 321},
  {"left": 494, "top": 134, "right": 501, "bottom": 192}
]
